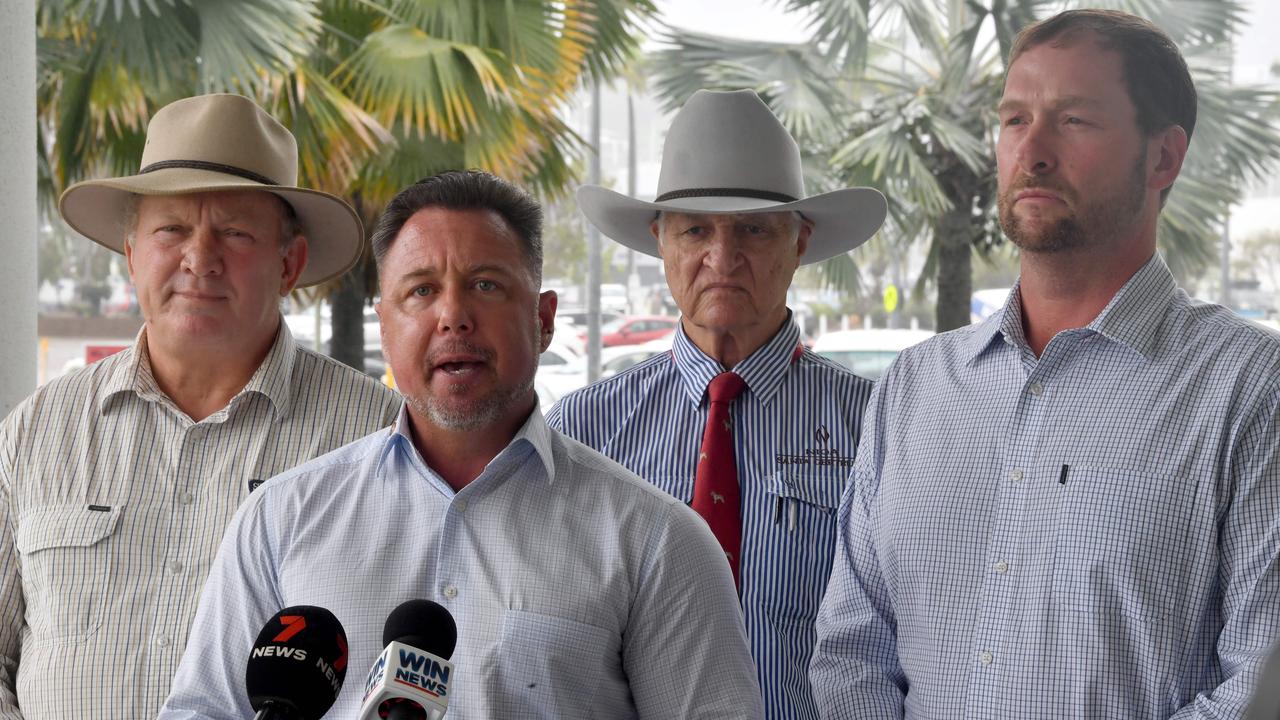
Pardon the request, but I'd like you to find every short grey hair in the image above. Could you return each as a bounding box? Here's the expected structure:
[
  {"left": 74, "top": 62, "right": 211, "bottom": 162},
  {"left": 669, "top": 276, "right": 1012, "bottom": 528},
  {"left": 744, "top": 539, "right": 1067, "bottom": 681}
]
[{"left": 121, "top": 192, "right": 304, "bottom": 248}]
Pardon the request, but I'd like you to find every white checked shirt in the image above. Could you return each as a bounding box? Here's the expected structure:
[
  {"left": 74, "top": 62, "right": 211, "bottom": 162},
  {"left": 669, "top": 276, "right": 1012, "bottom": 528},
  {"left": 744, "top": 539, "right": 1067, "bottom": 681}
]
[
  {"left": 159, "top": 406, "right": 763, "bottom": 720},
  {"left": 0, "top": 325, "right": 401, "bottom": 720},
  {"left": 811, "top": 255, "right": 1280, "bottom": 719},
  {"left": 549, "top": 317, "right": 874, "bottom": 720}
]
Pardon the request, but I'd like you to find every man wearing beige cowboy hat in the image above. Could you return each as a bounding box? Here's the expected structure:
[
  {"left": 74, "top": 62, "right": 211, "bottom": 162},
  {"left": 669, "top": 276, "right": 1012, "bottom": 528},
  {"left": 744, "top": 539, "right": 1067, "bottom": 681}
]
[
  {"left": 0, "top": 93, "right": 399, "bottom": 718},
  {"left": 547, "top": 88, "right": 887, "bottom": 720}
]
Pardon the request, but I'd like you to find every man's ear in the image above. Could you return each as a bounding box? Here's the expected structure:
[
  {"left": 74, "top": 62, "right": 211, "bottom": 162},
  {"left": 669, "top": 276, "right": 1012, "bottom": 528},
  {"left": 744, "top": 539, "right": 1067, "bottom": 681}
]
[
  {"left": 1148, "top": 124, "right": 1189, "bottom": 195},
  {"left": 538, "top": 290, "right": 558, "bottom": 353},
  {"left": 278, "top": 235, "right": 309, "bottom": 296},
  {"left": 650, "top": 219, "right": 664, "bottom": 258},
  {"left": 796, "top": 217, "right": 814, "bottom": 261}
]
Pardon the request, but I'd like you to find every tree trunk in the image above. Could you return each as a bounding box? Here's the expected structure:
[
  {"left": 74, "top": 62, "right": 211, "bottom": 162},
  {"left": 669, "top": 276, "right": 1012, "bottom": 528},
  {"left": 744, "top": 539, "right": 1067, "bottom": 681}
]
[
  {"left": 329, "top": 269, "right": 366, "bottom": 372},
  {"left": 935, "top": 207, "right": 972, "bottom": 332}
]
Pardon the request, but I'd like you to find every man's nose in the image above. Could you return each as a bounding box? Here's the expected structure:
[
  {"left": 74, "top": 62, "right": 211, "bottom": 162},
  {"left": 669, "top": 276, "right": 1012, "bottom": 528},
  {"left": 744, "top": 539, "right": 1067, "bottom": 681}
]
[
  {"left": 435, "top": 284, "right": 474, "bottom": 334},
  {"left": 180, "top": 227, "right": 223, "bottom": 277},
  {"left": 704, "top": 229, "right": 744, "bottom": 272},
  {"left": 1015, "top": 122, "right": 1058, "bottom": 176}
]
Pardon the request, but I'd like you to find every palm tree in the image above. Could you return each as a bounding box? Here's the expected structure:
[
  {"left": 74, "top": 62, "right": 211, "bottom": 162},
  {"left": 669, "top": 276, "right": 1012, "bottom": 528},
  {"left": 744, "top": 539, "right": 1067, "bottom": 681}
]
[
  {"left": 650, "top": 0, "right": 1280, "bottom": 331},
  {"left": 37, "top": 0, "right": 657, "bottom": 368}
]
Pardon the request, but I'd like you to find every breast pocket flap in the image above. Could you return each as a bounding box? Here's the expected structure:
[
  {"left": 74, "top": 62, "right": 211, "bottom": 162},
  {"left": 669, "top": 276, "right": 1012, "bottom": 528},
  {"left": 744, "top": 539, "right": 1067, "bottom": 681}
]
[{"left": 16, "top": 505, "right": 123, "bottom": 555}]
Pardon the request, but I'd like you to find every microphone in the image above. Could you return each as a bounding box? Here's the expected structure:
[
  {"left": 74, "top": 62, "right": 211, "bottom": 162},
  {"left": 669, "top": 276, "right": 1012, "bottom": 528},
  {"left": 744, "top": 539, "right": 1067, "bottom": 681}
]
[
  {"left": 358, "top": 599, "right": 458, "bottom": 720},
  {"left": 245, "top": 605, "right": 349, "bottom": 720}
]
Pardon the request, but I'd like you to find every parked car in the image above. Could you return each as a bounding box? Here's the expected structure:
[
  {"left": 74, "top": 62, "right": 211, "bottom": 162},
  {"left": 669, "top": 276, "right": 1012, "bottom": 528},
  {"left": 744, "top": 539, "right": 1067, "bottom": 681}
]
[
  {"left": 600, "top": 335, "right": 674, "bottom": 378},
  {"left": 536, "top": 339, "right": 589, "bottom": 404},
  {"left": 600, "top": 283, "right": 630, "bottom": 314},
  {"left": 600, "top": 315, "right": 679, "bottom": 347},
  {"left": 811, "top": 329, "right": 933, "bottom": 381}
]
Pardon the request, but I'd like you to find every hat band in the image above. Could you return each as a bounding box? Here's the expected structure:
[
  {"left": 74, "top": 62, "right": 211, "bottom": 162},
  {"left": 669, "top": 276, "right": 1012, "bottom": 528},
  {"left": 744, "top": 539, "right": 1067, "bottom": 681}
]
[
  {"left": 655, "top": 187, "right": 798, "bottom": 204},
  {"left": 138, "top": 159, "right": 279, "bottom": 186}
]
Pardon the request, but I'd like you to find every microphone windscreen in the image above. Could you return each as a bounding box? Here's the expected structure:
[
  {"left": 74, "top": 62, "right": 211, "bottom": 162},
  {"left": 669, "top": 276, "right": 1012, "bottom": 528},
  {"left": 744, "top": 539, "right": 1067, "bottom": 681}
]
[
  {"left": 382, "top": 600, "right": 457, "bottom": 659},
  {"left": 246, "top": 605, "right": 349, "bottom": 720}
]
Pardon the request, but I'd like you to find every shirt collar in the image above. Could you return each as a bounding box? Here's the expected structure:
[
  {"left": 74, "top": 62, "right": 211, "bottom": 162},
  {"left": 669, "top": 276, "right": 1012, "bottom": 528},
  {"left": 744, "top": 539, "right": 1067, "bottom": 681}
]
[
  {"left": 99, "top": 327, "right": 152, "bottom": 412},
  {"left": 98, "top": 320, "right": 298, "bottom": 420},
  {"left": 1083, "top": 254, "right": 1175, "bottom": 360},
  {"left": 961, "top": 253, "right": 1175, "bottom": 364},
  {"left": 381, "top": 402, "right": 558, "bottom": 487},
  {"left": 670, "top": 313, "right": 801, "bottom": 408}
]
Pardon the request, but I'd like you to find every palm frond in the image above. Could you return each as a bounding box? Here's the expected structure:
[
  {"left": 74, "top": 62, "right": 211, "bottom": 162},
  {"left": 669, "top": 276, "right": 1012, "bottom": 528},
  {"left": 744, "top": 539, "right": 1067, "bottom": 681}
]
[
  {"left": 338, "top": 23, "right": 513, "bottom": 141},
  {"left": 193, "top": 0, "right": 322, "bottom": 92},
  {"left": 262, "top": 66, "right": 393, "bottom": 195}
]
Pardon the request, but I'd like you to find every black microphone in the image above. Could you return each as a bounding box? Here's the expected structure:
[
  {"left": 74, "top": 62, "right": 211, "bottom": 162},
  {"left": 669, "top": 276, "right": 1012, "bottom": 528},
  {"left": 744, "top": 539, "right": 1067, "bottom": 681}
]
[
  {"left": 358, "top": 600, "right": 458, "bottom": 720},
  {"left": 245, "top": 605, "right": 349, "bottom": 720}
]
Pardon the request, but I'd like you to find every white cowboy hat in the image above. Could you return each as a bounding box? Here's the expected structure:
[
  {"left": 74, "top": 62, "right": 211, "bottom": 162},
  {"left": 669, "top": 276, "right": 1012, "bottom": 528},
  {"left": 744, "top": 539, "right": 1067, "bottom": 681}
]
[
  {"left": 577, "top": 89, "right": 887, "bottom": 264},
  {"left": 58, "top": 93, "right": 362, "bottom": 287}
]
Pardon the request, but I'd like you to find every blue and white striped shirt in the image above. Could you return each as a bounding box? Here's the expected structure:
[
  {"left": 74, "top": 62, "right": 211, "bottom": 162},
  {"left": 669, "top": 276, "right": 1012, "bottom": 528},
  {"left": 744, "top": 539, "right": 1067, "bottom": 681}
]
[
  {"left": 549, "top": 317, "right": 874, "bottom": 720},
  {"left": 811, "top": 255, "right": 1280, "bottom": 719}
]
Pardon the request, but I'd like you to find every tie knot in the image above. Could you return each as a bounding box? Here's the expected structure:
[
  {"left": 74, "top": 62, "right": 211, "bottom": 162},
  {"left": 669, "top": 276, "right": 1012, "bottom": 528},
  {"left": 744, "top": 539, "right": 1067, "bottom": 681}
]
[{"left": 707, "top": 372, "right": 746, "bottom": 403}]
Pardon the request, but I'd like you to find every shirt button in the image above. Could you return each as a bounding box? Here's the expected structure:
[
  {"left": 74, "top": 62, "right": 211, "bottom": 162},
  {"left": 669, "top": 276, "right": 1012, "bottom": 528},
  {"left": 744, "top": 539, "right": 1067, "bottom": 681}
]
[
  {"left": 1009, "top": 469, "right": 1024, "bottom": 482},
  {"left": 178, "top": 492, "right": 194, "bottom": 505},
  {"left": 979, "top": 651, "right": 993, "bottom": 666},
  {"left": 1028, "top": 382, "right": 1044, "bottom": 396},
  {"left": 168, "top": 561, "right": 184, "bottom": 575},
  {"left": 156, "top": 635, "right": 171, "bottom": 648},
  {"left": 454, "top": 499, "right": 468, "bottom": 513},
  {"left": 995, "top": 560, "right": 1009, "bottom": 574},
  {"left": 442, "top": 584, "right": 458, "bottom": 599}
]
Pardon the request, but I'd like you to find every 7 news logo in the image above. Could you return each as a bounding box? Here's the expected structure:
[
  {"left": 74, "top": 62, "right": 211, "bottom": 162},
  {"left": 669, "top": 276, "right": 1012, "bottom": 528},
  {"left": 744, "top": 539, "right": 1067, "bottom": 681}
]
[{"left": 250, "top": 613, "right": 348, "bottom": 695}]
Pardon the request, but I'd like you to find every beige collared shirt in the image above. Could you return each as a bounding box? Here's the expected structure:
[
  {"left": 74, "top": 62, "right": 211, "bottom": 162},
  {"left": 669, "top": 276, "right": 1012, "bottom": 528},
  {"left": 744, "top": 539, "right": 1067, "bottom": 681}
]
[{"left": 0, "top": 324, "right": 401, "bottom": 719}]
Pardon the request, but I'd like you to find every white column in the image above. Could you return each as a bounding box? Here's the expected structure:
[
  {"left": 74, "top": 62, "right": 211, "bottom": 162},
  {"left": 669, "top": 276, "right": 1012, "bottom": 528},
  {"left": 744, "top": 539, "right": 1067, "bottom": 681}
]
[{"left": 0, "top": 0, "right": 38, "bottom": 415}]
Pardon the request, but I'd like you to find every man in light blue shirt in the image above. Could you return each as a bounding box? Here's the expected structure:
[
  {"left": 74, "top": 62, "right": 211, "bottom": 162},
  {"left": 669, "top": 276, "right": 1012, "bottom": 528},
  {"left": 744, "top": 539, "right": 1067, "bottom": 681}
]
[
  {"left": 811, "top": 9, "right": 1280, "bottom": 719},
  {"left": 159, "top": 170, "right": 762, "bottom": 719}
]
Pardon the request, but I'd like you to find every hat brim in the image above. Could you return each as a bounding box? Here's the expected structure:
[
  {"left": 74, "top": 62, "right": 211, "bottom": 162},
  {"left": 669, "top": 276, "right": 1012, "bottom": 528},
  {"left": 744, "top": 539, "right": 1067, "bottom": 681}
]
[
  {"left": 576, "top": 184, "right": 887, "bottom": 265},
  {"left": 58, "top": 167, "right": 363, "bottom": 287}
]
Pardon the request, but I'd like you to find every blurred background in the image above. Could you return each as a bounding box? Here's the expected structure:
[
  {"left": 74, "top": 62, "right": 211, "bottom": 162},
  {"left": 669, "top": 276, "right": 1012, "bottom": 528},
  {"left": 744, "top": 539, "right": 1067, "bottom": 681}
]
[{"left": 25, "top": 0, "right": 1280, "bottom": 410}]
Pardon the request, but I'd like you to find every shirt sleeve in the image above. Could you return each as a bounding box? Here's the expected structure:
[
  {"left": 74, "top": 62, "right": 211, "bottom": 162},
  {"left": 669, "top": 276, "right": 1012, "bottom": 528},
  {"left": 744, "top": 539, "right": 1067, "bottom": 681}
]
[
  {"left": 158, "top": 485, "right": 285, "bottom": 719},
  {"left": 623, "top": 501, "right": 764, "bottom": 720},
  {"left": 809, "top": 377, "right": 907, "bottom": 719},
  {"left": 1170, "top": 382, "right": 1280, "bottom": 719},
  {"left": 0, "top": 413, "right": 24, "bottom": 719}
]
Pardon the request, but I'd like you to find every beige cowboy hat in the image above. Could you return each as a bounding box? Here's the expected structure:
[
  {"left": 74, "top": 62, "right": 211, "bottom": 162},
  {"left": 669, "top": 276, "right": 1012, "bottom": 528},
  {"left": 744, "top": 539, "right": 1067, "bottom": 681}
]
[
  {"left": 58, "top": 93, "right": 361, "bottom": 287},
  {"left": 577, "top": 89, "right": 887, "bottom": 264}
]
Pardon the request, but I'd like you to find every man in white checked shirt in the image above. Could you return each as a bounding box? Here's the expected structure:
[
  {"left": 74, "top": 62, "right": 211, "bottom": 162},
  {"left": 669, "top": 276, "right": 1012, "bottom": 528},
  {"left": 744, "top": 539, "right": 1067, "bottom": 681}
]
[
  {"left": 549, "top": 89, "right": 888, "bottom": 719},
  {"left": 811, "top": 9, "right": 1280, "bottom": 719},
  {"left": 160, "top": 170, "right": 763, "bottom": 719},
  {"left": 0, "top": 94, "right": 400, "bottom": 719}
]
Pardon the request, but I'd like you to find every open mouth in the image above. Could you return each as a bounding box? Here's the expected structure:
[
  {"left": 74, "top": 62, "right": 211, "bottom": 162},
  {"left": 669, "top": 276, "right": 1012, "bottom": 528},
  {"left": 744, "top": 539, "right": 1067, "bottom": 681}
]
[{"left": 436, "top": 361, "right": 483, "bottom": 375}]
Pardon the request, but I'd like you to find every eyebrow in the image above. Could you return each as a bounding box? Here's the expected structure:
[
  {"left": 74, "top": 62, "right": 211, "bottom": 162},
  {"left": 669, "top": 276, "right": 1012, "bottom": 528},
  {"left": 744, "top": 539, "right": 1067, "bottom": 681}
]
[
  {"left": 997, "top": 95, "right": 1106, "bottom": 115},
  {"left": 392, "top": 263, "right": 516, "bottom": 283}
]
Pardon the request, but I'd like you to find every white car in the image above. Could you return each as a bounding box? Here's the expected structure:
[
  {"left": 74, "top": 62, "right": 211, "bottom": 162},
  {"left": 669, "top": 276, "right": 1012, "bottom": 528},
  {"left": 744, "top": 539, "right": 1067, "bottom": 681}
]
[{"left": 811, "top": 329, "right": 934, "bottom": 381}]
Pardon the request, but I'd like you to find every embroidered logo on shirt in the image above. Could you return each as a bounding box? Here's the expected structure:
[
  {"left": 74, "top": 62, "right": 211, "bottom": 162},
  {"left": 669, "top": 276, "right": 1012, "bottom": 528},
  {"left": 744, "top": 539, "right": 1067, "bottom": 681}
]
[{"left": 776, "top": 424, "right": 855, "bottom": 467}]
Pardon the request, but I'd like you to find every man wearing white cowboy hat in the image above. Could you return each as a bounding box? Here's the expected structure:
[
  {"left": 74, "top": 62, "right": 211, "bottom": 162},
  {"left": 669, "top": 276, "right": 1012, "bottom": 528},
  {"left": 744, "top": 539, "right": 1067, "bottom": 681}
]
[
  {"left": 547, "top": 88, "right": 887, "bottom": 719},
  {"left": 0, "top": 93, "right": 399, "bottom": 719}
]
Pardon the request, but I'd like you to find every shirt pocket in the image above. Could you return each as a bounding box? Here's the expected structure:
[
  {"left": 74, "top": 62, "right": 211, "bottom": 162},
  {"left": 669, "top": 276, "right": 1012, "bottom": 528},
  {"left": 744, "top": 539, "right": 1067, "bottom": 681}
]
[
  {"left": 1051, "top": 466, "right": 1197, "bottom": 621},
  {"left": 15, "top": 504, "right": 123, "bottom": 641},
  {"left": 495, "top": 610, "right": 615, "bottom": 718},
  {"left": 759, "top": 469, "right": 846, "bottom": 624}
]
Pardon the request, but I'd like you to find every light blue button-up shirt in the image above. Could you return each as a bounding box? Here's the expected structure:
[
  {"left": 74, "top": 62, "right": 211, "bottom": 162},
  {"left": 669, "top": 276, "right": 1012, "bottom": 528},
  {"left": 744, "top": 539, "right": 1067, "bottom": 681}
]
[
  {"left": 811, "top": 255, "right": 1280, "bottom": 719},
  {"left": 550, "top": 317, "right": 873, "bottom": 720},
  {"left": 160, "top": 406, "right": 762, "bottom": 719}
]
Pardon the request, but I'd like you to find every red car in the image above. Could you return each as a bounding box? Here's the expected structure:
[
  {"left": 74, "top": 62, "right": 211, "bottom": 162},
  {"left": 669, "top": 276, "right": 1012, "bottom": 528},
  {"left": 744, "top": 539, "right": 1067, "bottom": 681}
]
[{"left": 597, "top": 315, "right": 680, "bottom": 347}]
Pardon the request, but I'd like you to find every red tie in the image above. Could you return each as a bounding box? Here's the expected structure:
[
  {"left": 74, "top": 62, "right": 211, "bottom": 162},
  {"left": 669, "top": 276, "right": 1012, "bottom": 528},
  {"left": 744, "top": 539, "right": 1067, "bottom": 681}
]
[{"left": 691, "top": 371, "right": 746, "bottom": 588}]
